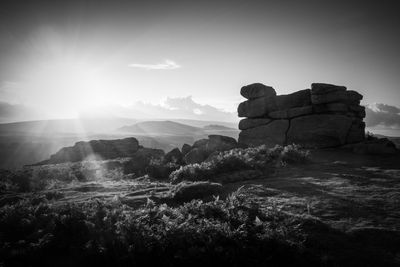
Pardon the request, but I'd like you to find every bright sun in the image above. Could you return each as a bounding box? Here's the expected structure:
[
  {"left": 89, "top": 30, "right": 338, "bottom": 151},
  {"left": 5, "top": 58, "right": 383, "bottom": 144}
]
[{"left": 26, "top": 58, "right": 111, "bottom": 117}]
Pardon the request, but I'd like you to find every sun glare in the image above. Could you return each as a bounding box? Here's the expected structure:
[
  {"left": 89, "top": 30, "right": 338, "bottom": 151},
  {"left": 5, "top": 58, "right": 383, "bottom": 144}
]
[{"left": 27, "top": 58, "right": 111, "bottom": 118}]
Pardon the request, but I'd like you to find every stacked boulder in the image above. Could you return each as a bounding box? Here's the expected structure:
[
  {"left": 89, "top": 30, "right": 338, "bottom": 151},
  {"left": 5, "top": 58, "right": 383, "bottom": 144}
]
[{"left": 238, "top": 83, "right": 365, "bottom": 148}]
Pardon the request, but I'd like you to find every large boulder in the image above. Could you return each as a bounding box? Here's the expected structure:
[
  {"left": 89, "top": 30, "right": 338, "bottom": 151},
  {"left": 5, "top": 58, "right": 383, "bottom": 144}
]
[
  {"left": 181, "top": 143, "right": 192, "bottom": 156},
  {"left": 183, "top": 148, "right": 208, "bottom": 164},
  {"left": 313, "top": 102, "right": 348, "bottom": 113},
  {"left": 346, "top": 120, "right": 365, "bottom": 144},
  {"left": 237, "top": 96, "right": 277, "bottom": 118},
  {"left": 275, "top": 89, "right": 311, "bottom": 110},
  {"left": 311, "top": 91, "right": 348, "bottom": 104},
  {"left": 269, "top": 105, "right": 313, "bottom": 119},
  {"left": 164, "top": 148, "right": 183, "bottom": 164},
  {"left": 287, "top": 114, "right": 353, "bottom": 148},
  {"left": 206, "top": 135, "right": 237, "bottom": 151},
  {"left": 311, "top": 83, "right": 347, "bottom": 95},
  {"left": 238, "top": 118, "right": 272, "bottom": 130},
  {"left": 48, "top": 137, "right": 140, "bottom": 164},
  {"left": 240, "top": 83, "right": 276, "bottom": 99},
  {"left": 238, "top": 120, "right": 289, "bottom": 147}
]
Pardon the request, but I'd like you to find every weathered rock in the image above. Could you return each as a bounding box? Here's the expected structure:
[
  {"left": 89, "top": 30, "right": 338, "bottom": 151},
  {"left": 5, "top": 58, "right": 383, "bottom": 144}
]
[
  {"left": 275, "top": 89, "right": 311, "bottom": 110},
  {"left": 238, "top": 120, "right": 289, "bottom": 147},
  {"left": 171, "top": 181, "right": 224, "bottom": 203},
  {"left": 347, "top": 90, "right": 363, "bottom": 102},
  {"left": 181, "top": 144, "right": 191, "bottom": 156},
  {"left": 206, "top": 135, "right": 238, "bottom": 151},
  {"left": 164, "top": 148, "right": 183, "bottom": 164},
  {"left": 269, "top": 105, "right": 313, "bottom": 119},
  {"left": 183, "top": 148, "right": 208, "bottom": 164},
  {"left": 122, "top": 147, "right": 165, "bottom": 175},
  {"left": 311, "top": 91, "right": 348, "bottom": 104},
  {"left": 237, "top": 96, "right": 277, "bottom": 118},
  {"left": 346, "top": 120, "right": 365, "bottom": 144},
  {"left": 240, "top": 83, "right": 276, "bottom": 99},
  {"left": 311, "top": 83, "right": 347, "bottom": 95},
  {"left": 238, "top": 118, "right": 272, "bottom": 130},
  {"left": 313, "top": 102, "right": 348, "bottom": 113},
  {"left": 348, "top": 105, "right": 366, "bottom": 118},
  {"left": 192, "top": 139, "right": 208, "bottom": 149},
  {"left": 47, "top": 137, "right": 140, "bottom": 164},
  {"left": 287, "top": 114, "right": 353, "bottom": 148}
]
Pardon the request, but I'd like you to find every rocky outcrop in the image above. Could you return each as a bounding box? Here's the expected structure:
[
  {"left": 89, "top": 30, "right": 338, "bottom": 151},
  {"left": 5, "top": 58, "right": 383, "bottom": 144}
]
[
  {"left": 183, "top": 135, "right": 238, "bottom": 164},
  {"left": 44, "top": 137, "right": 140, "bottom": 164},
  {"left": 238, "top": 83, "right": 366, "bottom": 148}
]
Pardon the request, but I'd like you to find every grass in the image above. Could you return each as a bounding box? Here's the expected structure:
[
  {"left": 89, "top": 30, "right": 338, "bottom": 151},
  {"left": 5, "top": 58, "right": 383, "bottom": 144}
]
[{"left": 170, "top": 144, "right": 310, "bottom": 183}]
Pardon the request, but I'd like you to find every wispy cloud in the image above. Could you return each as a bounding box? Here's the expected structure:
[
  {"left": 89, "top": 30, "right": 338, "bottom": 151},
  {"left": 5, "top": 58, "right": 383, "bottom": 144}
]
[{"left": 128, "top": 59, "right": 181, "bottom": 70}]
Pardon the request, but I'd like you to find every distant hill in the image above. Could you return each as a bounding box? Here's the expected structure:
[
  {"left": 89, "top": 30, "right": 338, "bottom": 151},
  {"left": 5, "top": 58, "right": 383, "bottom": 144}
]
[
  {"left": 0, "top": 118, "right": 137, "bottom": 135},
  {"left": 118, "top": 121, "right": 204, "bottom": 135},
  {"left": 0, "top": 118, "right": 239, "bottom": 169},
  {"left": 203, "top": 124, "right": 236, "bottom": 131}
]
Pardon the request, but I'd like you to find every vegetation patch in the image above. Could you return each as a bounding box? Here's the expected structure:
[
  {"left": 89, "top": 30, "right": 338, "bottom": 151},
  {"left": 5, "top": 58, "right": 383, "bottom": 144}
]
[{"left": 170, "top": 145, "right": 310, "bottom": 183}]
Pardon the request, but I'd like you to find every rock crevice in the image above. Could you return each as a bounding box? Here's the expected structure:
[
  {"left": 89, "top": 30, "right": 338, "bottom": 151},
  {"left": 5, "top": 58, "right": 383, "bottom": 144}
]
[{"left": 238, "top": 83, "right": 366, "bottom": 148}]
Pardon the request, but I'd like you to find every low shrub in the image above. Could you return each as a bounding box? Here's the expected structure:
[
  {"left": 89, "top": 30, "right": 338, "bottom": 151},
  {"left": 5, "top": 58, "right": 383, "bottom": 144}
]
[
  {"left": 170, "top": 145, "right": 310, "bottom": 183},
  {"left": 0, "top": 189, "right": 313, "bottom": 267}
]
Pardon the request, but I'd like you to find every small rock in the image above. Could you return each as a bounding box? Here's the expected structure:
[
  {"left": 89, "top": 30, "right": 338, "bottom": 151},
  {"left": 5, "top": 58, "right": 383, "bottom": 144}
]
[{"left": 171, "top": 181, "right": 224, "bottom": 203}]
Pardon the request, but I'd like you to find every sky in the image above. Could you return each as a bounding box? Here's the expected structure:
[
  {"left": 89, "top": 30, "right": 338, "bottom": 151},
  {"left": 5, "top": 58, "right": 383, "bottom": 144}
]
[{"left": 0, "top": 0, "right": 399, "bottom": 129}]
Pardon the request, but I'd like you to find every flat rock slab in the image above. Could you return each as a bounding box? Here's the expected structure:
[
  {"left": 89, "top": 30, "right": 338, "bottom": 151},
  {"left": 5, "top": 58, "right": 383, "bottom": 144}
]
[
  {"left": 287, "top": 114, "right": 352, "bottom": 148},
  {"left": 275, "top": 89, "right": 311, "bottom": 110},
  {"left": 269, "top": 105, "right": 313, "bottom": 119},
  {"left": 311, "top": 83, "right": 347, "bottom": 95},
  {"left": 238, "top": 119, "right": 289, "bottom": 147},
  {"left": 311, "top": 90, "right": 349, "bottom": 105},
  {"left": 238, "top": 118, "right": 272, "bottom": 130}
]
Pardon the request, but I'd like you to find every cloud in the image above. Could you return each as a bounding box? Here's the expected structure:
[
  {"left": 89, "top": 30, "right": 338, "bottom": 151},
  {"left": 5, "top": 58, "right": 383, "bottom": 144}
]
[
  {"left": 79, "top": 96, "right": 238, "bottom": 122},
  {"left": 365, "top": 103, "right": 400, "bottom": 128},
  {"left": 0, "top": 101, "right": 44, "bottom": 123},
  {"left": 128, "top": 59, "right": 181, "bottom": 70}
]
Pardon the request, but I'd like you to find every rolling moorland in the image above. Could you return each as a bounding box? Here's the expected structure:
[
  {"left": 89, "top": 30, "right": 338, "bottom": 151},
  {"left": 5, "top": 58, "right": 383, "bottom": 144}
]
[
  {"left": 1, "top": 84, "right": 400, "bottom": 266},
  {"left": 0, "top": 133, "right": 400, "bottom": 266}
]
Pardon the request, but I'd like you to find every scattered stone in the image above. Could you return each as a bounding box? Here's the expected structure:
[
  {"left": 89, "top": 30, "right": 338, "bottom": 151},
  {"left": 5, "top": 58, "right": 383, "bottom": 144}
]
[
  {"left": 238, "top": 118, "right": 272, "bottom": 130},
  {"left": 238, "top": 120, "right": 289, "bottom": 147},
  {"left": 287, "top": 114, "right": 353, "bottom": 148},
  {"left": 240, "top": 83, "right": 276, "bottom": 99}
]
